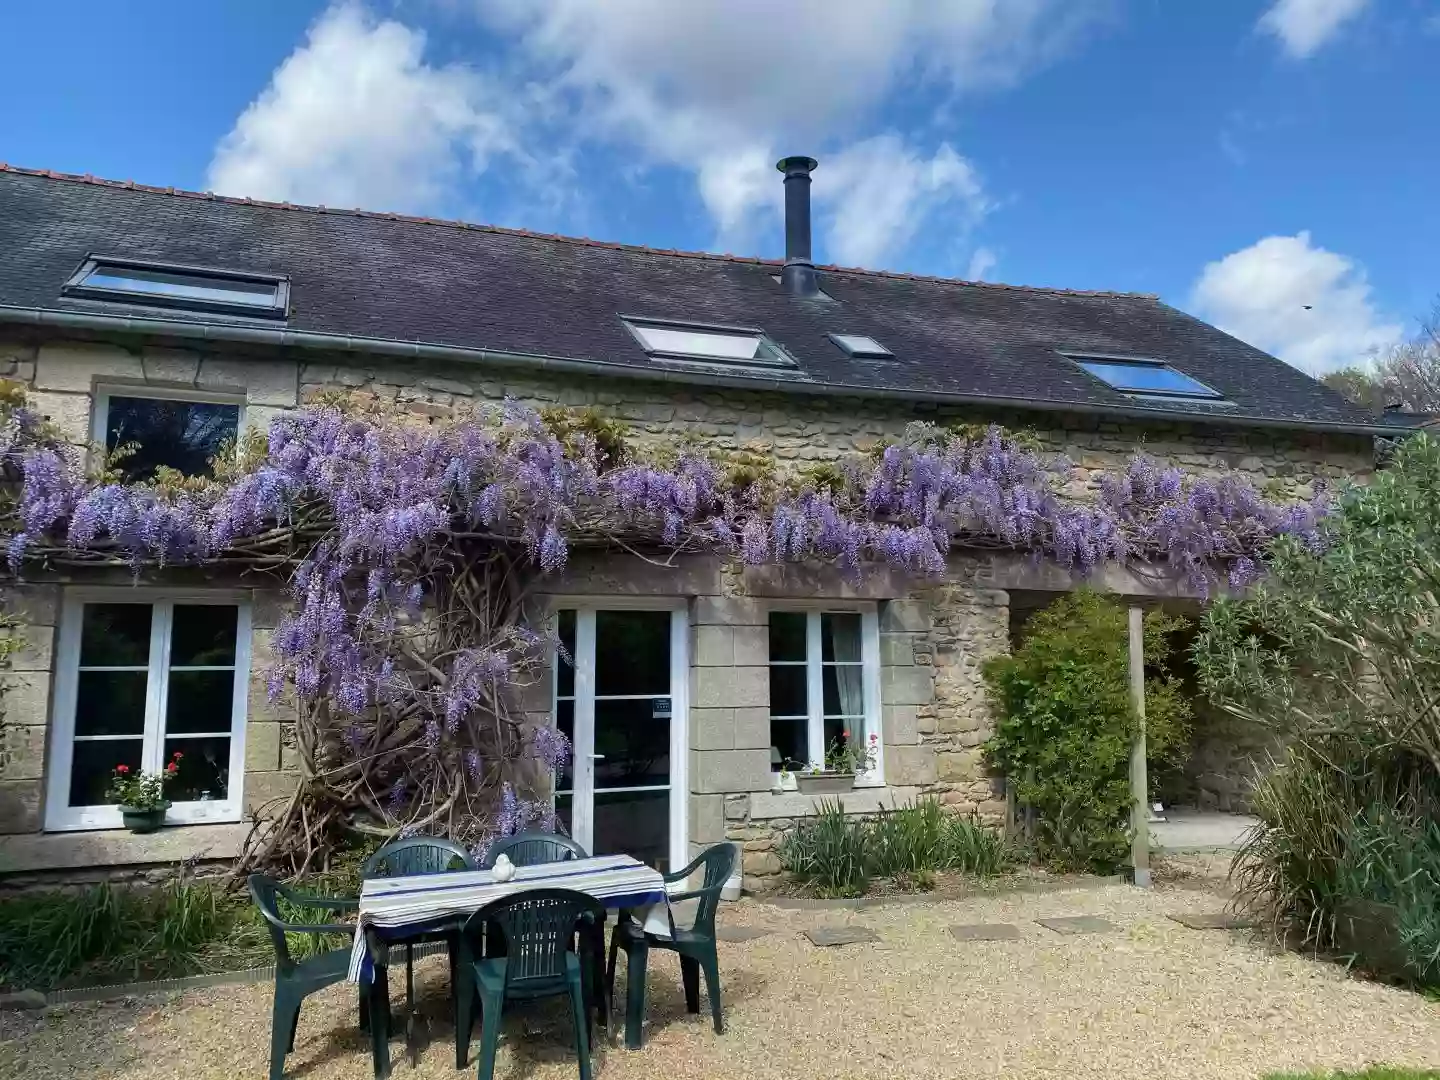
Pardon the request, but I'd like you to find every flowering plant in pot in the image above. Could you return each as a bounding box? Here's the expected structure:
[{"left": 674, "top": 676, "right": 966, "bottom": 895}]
[
  {"left": 795, "top": 732, "right": 879, "bottom": 794},
  {"left": 105, "top": 752, "right": 182, "bottom": 832}
]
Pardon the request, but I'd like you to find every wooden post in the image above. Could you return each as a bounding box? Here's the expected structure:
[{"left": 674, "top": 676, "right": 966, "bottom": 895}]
[{"left": 1128, "top": 604, "right": 1152, "bottom": 888}]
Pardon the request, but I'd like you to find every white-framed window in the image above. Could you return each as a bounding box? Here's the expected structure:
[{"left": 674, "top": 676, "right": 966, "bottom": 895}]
[
  {"left": 767, "top": 606, "right": 883, "bottom": 785},
  {"left": 45, "top": 590, "right": 252, "bottom": 831},
  {"left": 91, "top": 385, "right": 245, "bottom": 483}
]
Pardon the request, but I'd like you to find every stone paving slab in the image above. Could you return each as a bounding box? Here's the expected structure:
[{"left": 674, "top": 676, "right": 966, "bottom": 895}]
[
  {"left": 1036, "top": 915, "right": 1118, "bottom": 935},
  {"left": 1166, "top": 912, "right": 1257, "bottom": 931},
  {"left": 948, "top": 923, "right": 1021, "bottom": 942},
  {"left": 716, "top": 925, "right": 775, "bottom": 942},
  {"left": 805, "top": 926, "right": 880, "bottom": 947}
]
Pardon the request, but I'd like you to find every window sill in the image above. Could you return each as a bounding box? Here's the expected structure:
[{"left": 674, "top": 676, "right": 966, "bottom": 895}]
[
  {"left": 750, "top": 786, "right": 922, "bottom": 821},
  {"left": 0, "top": 822, "right": 250, "bottom": 874}
]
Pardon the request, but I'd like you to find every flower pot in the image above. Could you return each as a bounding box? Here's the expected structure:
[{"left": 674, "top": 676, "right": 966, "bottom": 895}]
[
  {"left": 119, "top": 802, "right": 170, "bottom": 834},
  {"left": 796, "top": 771, "right": 856, "bottom": 795}
]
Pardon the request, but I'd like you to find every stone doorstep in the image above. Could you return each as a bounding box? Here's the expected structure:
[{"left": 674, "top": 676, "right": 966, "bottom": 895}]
[
  {"left": 948, "top": 923, "right": 1021, "bottom": 942},
  {"left": 1035, "top": 915, "right": 1119, "bottom": 935},
  {"left": 805, "top": 926, "right": 880, "bottom": 947}
]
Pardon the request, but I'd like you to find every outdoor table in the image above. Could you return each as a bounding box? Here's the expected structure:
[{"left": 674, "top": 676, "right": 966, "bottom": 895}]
[{"left": 348, "top": 853, "right": 669, "bottom": 1071}]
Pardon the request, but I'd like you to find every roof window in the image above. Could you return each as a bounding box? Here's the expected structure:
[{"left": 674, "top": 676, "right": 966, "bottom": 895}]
[
  {"left": 829, "top": 333, "right": 891, "bottom": 358},
  {"left": 1067, "top": 355, "right": 1221, "bottom": 399},
  {"left": 623, "top": 318, "right": 794, "bottom": 369},
  {"left": 63, "top": 256, "right": 288, "bottom": 319}
]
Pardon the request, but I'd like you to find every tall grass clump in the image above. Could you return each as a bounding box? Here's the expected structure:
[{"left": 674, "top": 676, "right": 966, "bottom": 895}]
[{"left": 778, "top": 797, "right": 1012, "bottom": 897}]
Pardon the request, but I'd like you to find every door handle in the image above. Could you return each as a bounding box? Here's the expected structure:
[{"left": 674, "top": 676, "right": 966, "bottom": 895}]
[{"left": 588, "top": 753, "right": 606, "bottom": 760}]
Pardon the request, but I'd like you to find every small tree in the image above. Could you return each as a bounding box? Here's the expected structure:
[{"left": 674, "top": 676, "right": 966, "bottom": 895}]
[
  {"left": 982, "top": 590, "right": 1192, "bottom": 873},
  {"left": 1323, "top": 300, "right": 1440, "bottom": 413}
]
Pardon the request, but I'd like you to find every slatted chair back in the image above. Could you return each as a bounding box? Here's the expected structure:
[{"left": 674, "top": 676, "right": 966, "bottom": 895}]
[
  {"left": 483, "top": 831, "right": 587, "bottom": 868},
  {"left": 684, "top": 842, "right": 738, "bottom": 937},
  {"left": 470, "top": 888, "right": 603, "bottom": 992},
  {"left": 362, "top": 835, "right": 475, "bottom": 879}
]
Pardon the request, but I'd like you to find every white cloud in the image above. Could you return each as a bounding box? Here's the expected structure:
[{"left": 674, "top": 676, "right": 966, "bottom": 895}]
[
  {"left": 1189, "top": 232, "right": 1403, "bottom": 374},
  {"left": 1258, "top": 0, "right": 1371, "bottom": 59},
  {"left": 967, "top": 246, "right": 998, "bottom": 281},
  {"left": 479, "top": 0, "right": 1105, "bottom": 262},
  {"left": 208, "top": 4, "right": 519, "bottom": 212},
  {"left": 211, "top": 1, "right": 1109, "bottom": 266}
]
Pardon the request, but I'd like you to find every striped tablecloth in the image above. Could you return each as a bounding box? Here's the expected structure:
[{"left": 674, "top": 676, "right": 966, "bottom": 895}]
[{"left": 347, "top": 853, "right": 670, "bottom": 982}]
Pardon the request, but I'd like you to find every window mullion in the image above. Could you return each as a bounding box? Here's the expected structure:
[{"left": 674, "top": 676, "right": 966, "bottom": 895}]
[
  {"left": 805, "top": 612, "right": 824, "bottom": 767},
  {"left": 143, "top": 602, "right": 173, "bottom": 773}
]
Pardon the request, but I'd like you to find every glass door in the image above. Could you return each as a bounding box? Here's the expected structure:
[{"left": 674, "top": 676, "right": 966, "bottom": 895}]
[{"left": 553, "top": 606, "right": 687, "bottom": 871}]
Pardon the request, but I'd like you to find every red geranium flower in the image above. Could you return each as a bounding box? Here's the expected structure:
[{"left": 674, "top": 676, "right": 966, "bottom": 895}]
[
  {"left": 166, "top": 762, "right": 178, "bottom": 773},
  {"left": 173, "top": 751, "right": 184, "bottom": 760},
  {"left": 115, "top": 764, "right": 129, "bottom": 774},
  {"left": 842, "top": 729, "right": 850, "bottom": 739}
]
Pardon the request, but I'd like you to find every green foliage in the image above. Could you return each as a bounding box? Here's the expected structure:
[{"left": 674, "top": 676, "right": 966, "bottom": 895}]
[
  {"left": 982, "top": 590, "right": 1192, "bottom": 873},
  {"left": 1196, "top": 434, "right": 1440, "bottom": 973},
  {"left": 0, "top": 853, "right": 373, "bottom": 991},
  {"left": 778, "top": 797, "right": 1013, "bottom": 897}
]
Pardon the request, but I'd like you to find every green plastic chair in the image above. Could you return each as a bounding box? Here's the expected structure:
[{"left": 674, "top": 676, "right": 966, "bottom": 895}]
[
  {"left": 457, "top": 888, "right": 606, "bottom": 1080},
  {"left": 605, "top": 843, "right": 738, "bottom": 1049},
  {"left": 481, "top": 831, "right": 587, "bottom": 868},
  {"left": 248, "top": 873, "right": 371, "bottom": 1080},
  {"left": 361, "top": 836, "right": 477, "bottom": 1070}
]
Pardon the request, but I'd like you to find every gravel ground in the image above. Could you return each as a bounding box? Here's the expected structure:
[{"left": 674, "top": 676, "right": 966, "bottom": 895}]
[{"left": 3, "top": 878, "right": 1437, "bottom": 1080}]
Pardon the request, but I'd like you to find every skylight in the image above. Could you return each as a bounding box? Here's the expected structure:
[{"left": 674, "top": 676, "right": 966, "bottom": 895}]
[
  {"left": 829, "top": 333, "right": 892, "bottom": 358},
  {"left": 1069, "top": 355, "right": 1221, "bottom": 399},
  {"left": 63, "top": 256, "right": 289, "bottom": 319},
  {"left": 623, "top": 318, "right": 794, "bottom": 368}
]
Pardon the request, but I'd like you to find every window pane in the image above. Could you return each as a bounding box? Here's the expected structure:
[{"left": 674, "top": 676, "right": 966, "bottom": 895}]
[
  {"left": 823, "top": 665, "right": 866, "bottom": 718},
  {"left": 593, "top": 789, "right": 669, "bottom": 871},
  {"left": 768, "top": 665, "right": 807, "bottom": 717},
  {"left": 631, "top": 324, "right": 765, "bottom": 359},
  {"left": 170, "top": 605, "right": 237, "bottom": 666},
  {"left": 769, "top": 612, "right": 806, "bottom": 661},
  {"left": 555, "top": 699, "right": 575, "bottom": 792},
  {"left": 821, "top": 612, "right": 862, "bottom": 662},
  {"left": 165, "top": 670, "right": 236, "bottom": 733},
  {"left": 555, "top": 792, "right": 573, "bottom": 839},
  {"left": 79, "top": 604, "right": 152, "bottom": 666},
  {"left": 770, "top": 716, "right": 807, "bottom": 770},
  {"left": 556, "top": 610, "right": 576, "bottom": 698},
  {"left": 105, "top": 396, "right": 240, "bottom": 481},
  {"left": 76, "top": 671, "right": 149, "bottom": 736},
  {"left": 163, "top": 735, "right": 232, "bottom": 801},
  {"left": 69, "top": 738, "right": 142, "bottom": 807},
  {"left": 85, "top": 266, "right": 277, "bottom": 307},
  {"left": 594, "top": 698, "right": 669, "bottom": 788},
  {"left": 1077, "top": 360, "right": 1216, "bottom": 397},
  {"left": 595, "top": 611, "right": 670, "bottom": 696}
]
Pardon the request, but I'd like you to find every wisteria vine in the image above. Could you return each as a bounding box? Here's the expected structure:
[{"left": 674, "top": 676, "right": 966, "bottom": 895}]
[{"left": 0, "top": 385, "right": 1328, "bottom": 873}]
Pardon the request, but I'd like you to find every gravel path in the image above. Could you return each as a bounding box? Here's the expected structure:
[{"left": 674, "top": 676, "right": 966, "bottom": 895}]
[{"left": 3, "top": 879, "right": 1437, "bottom": 1080}]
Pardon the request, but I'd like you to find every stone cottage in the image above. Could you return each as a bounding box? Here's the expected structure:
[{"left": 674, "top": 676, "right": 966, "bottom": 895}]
[{"left": 0, "top": 161, "right": 1403, "bottom": 887}]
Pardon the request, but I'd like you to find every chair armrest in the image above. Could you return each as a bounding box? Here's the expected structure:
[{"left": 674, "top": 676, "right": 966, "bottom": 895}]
[
  {"left": 274, "top": 881, "right": 360, "bottom": 911},
  {"left": 665, "top": 882, "right": 724, "bottom": 905},
  {"left": 662, "top": 850, "right": 710, "bottom": 886},
  {"left": 286, "top": 922, "right": 356, "bottom": 936}
]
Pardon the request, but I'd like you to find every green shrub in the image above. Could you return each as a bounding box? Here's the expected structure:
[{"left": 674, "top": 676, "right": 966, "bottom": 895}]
[
  {"left": 778, "top": 797, "right": 1012, "bottom": 896},
  {"left": 982, "top": 590, "right": 1192, "bottom": 874},
  {"left": 777, "top": 799, "right": 870, "bottom": 897}
]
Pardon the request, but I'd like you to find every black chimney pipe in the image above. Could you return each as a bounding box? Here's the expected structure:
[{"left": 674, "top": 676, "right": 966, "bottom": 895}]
[{"left": 777, "top": 155, "right": 819, "bottom": 296}]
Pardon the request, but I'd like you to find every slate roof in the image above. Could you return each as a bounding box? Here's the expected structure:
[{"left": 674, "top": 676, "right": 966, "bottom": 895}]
[{"left": 0, "top": 165, "right": 1395, "bottom": 434}]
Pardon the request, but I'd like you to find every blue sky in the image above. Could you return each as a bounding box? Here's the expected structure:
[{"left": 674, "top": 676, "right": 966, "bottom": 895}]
[{"left": 2, "top": 0, "right": 1436, "bottom": 373}]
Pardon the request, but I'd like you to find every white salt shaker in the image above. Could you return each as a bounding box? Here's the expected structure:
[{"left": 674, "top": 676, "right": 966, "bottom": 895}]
[{"left": 491, "top": 853, "right": 516, "bottom": 882}]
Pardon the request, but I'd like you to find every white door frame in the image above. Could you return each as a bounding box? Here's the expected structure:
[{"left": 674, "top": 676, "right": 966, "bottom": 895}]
[{"left": 550, "top": 598, "right": 689, "bottom": 870}]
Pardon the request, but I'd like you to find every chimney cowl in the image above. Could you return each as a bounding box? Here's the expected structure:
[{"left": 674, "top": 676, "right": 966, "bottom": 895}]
[{"left": 776, "top": 155, "right": 820, "bottom": 297}]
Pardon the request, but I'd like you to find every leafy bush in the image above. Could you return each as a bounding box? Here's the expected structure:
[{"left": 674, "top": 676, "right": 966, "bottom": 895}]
[
  {"left": 1196, "top": 434, "right": 1440, "bottom": 979},
  {"left": 778, "top": 797, "right": 1012, "bottom": 897},
  {"left": 982, "top": 590, "right": 1193, "bottom": 873}
]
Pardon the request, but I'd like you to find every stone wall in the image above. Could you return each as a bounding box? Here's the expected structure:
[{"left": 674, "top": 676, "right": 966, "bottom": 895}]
[{"left": 0, "top": 333, "right": 1377, "bottom": 880}]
